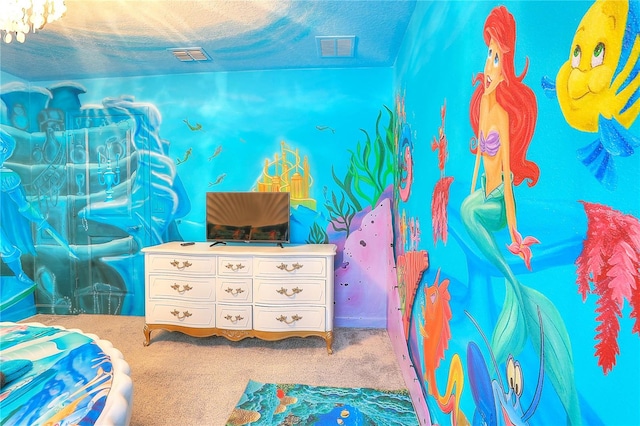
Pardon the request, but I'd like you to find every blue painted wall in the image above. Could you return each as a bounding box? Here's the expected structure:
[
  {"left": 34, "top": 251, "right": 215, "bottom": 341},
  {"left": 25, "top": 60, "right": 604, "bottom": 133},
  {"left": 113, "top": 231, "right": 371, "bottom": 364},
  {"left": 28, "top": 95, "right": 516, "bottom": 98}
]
[
  {"left": 1, "top": 68, "right": 394, "bottom": 326},
  {"left": 393, "top": 1, "right": 639, "bottom": 424},
  {"left": 2, "top": 2, "right": 639, "bottom": 424}
]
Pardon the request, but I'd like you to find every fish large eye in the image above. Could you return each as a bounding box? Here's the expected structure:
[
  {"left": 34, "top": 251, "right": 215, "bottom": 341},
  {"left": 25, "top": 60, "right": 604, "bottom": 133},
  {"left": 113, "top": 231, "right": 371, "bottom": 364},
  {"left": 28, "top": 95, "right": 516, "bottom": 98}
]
[
  {"left": 571, "top": 45, "right": 581, "bottom": 68},
  {"left": 506, "top": 355, "right": 524, "bottom": 397},
  {"left": 591, "top": 42, "right": 605, "bottom": 67}
]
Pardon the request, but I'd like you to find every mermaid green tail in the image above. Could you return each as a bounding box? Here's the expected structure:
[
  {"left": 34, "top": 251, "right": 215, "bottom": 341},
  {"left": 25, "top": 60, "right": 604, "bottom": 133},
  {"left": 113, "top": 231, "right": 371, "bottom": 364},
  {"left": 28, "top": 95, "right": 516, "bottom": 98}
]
[
  {"left": 495, "top": 281, "right": 582, "bottom": 425},
  {"left": 461, "top": 189, "right": 582, "bottom": 424}
]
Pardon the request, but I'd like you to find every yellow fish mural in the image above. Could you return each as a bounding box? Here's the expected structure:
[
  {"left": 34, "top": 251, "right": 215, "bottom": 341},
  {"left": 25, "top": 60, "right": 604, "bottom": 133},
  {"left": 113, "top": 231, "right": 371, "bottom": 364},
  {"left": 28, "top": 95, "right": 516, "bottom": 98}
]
[{"left": 543, "top": 0, "right": 640, "bottom": 190}]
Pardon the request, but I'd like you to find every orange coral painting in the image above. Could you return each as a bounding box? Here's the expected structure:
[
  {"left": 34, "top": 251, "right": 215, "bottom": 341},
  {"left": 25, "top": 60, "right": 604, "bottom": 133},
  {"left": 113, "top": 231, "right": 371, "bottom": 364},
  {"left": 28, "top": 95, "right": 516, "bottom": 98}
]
[
  {"left": 575, "top": 201, "right": 640, "bottom": 374},
  {"left": 396, "top": 209, "right": 429, "bottom": 337},
  {"left": 397, "top": 250, "right": 429, "bottom": 337}
]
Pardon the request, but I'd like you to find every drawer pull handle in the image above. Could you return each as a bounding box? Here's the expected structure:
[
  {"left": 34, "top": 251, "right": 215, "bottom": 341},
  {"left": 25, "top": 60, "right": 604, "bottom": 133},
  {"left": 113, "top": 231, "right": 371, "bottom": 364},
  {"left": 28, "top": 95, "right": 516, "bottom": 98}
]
[
  {"left": 276, "top": 314, "right": 302, "bottom": 325},
  {"left": 276, "top": 262, "right": 303, "bottom": 273},
  {"left": 276, "top": 287, "right": 303, "bottom": 297},
  {"left": 225, "top": 263, "right": 246, "bottom": 272},
  {"left": 170, "top": 309, "right": 192, "bottom": 320},
  {"left": 225, "top": 287, "right": 245, "bottom": 296},
  {"left": 170, "top": 260, "right": 192, "bottom": 270},
  {"left": 224, "top": 314, "right": 244, "bottom": 323},
  {"left": 171, "top": 284, "right": 193, "bottom": 293}
]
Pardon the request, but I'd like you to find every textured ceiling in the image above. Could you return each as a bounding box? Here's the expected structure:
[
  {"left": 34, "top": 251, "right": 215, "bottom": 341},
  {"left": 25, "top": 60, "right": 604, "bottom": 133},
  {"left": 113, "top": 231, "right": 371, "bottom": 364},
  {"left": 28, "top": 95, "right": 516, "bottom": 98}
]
[{"left": 0, "top": 0, "right": 416, "bottom": 82}]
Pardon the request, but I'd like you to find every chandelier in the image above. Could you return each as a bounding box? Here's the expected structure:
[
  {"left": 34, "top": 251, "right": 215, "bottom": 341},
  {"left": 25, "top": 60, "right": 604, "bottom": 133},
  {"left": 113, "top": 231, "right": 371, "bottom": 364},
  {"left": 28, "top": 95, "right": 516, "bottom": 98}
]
[{"left": 0, "top": 0, "right": 66, "bottom": 43}]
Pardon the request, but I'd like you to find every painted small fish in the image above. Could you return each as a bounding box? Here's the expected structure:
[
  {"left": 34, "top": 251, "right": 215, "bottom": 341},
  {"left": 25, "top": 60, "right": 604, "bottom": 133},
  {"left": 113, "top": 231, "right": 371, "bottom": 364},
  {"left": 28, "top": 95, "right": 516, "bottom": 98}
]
[
  {"left": 208, "top": 173, "right": 226, "bottom": 186},
  {"left": 176, "top": 147, "right": 192, "bottom": 165},
  {"left": 316, "top": 125, "right": 336, "bottom": 133},
  {"left": 544, "top": 0, "right": 640, "bottom": 190},
  {"left": 183, "top": 118, "right": 202, "bottom": 131},
  {"left": 208, "top": 145, "right": 222, "bottom": 161}
]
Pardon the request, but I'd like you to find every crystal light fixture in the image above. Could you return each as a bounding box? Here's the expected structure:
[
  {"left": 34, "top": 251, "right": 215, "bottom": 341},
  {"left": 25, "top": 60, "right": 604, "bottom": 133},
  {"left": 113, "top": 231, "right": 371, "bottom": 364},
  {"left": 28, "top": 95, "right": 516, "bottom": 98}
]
[{"left": 0, "top": 0, "right": 66, "bottom": 44}]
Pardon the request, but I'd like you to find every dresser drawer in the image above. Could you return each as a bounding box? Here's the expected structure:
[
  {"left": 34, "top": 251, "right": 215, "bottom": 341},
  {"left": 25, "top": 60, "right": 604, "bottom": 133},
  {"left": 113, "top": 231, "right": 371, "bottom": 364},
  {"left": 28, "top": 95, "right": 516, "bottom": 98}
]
[
  {"left": 147, "top": 255, "right": 216, "bottom": 274},
  {"left": 149, "top": 275, "right": 215, "bottom": 301},
  {"left": 254, "top": 279, "right": 325, "bottom": 304},
  {"left": 216, "top": 304, "right": 252, "bottom": 330},
  {"left": 254, "top": 257, "right": 327, "bottom": 277},
  {"left": 217, "top": 278, "right": 252, "bottom": 302},
  {"left": 254, "top": 305, "right": 326, "bottom": 332},
  {"left": 146, "top": 301, "right": 215, "bottom": 327},
  {"left": 218, "top": 257, "right": 253, "bottom": 276}
]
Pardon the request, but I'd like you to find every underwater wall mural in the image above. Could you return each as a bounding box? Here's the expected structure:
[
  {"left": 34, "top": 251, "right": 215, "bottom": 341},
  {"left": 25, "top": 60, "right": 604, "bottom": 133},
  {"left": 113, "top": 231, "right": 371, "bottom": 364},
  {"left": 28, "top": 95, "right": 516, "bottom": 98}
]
[
  {"left": 0, "top": 68, "right": 397, "bottom": 328},
  {"left": 392, "top": 1, "right": 639, "bottom": 425},
  {"left": 0, "top": 81, "right": 191, "bottom": 318},
  {"left": 543, "top": 0, "right": 640, "bottom": 191}
]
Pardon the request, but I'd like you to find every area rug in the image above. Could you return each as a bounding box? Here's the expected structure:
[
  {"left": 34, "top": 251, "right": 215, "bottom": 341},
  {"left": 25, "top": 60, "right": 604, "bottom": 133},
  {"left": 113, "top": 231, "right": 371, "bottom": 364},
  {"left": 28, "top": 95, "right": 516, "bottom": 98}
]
[{"left": 226, "top": 379, "right": 419, "bottom": 426}]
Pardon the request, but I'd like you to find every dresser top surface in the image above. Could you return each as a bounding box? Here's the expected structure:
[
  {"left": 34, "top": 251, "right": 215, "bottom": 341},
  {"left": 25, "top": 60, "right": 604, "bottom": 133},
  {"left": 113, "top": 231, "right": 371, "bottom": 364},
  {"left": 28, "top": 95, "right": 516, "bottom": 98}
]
[{"left": 142, "top": 242, "right": 337, "bottom": 256}]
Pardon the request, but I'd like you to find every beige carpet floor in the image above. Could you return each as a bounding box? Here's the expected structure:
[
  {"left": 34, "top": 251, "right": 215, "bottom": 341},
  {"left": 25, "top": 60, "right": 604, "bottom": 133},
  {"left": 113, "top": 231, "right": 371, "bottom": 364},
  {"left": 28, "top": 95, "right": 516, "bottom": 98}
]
[{"left": 22, "top": 314, "right": 409, "bottom": 425}]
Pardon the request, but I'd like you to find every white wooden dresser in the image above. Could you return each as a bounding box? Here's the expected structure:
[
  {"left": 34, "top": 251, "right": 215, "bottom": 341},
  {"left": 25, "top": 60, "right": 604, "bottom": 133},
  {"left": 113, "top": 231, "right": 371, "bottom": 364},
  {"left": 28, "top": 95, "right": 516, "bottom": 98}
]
[{"left": 142, "top": 242, "right": 337, "bottom": 353}]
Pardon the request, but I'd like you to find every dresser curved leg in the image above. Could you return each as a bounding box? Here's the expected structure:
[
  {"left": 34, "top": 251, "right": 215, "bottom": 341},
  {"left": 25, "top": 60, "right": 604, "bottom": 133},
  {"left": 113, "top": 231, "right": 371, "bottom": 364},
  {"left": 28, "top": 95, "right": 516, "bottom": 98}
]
[
  {"left": 143, "top": 324, "right": 152, "bottom": 346},
  {"left": 325, "top": 331, "right": 334, "bottom": 355}
]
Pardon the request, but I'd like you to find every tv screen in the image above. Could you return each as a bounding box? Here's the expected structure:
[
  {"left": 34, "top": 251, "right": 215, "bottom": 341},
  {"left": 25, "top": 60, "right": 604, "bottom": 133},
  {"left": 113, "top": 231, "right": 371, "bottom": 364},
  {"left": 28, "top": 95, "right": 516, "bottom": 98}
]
[{"left": 206, "top": 192, "right": 290, "bottom": 243}]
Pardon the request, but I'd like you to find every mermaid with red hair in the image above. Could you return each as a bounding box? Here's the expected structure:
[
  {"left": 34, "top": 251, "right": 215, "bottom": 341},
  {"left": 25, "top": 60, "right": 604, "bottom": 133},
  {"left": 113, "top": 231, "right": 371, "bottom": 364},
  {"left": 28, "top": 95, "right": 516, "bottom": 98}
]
[
  {"left": 463, "top": 5, "right": 538, "bottom": 258},
  {"left": 461, "top": 6, "right": 582, "bottom": 424}
]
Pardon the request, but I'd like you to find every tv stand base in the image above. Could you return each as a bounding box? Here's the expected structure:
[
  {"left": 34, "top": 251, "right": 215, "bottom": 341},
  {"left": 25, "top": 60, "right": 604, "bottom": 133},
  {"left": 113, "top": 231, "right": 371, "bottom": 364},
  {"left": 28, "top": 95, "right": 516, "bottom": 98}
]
[{"left": 143, "top": 323, "right": 334, "bottom": 354}]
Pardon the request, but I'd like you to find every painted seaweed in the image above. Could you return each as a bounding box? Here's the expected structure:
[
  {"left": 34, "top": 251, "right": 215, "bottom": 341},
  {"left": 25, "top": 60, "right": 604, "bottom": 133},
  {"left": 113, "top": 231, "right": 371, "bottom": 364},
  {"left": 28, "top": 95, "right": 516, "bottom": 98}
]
[
  {"left": 324, "top": 189, "right": 357, "bottom": 237},
  {"left": 575, "top": 201, "right": 640, "bottom": 374},
  {"left": 325, "top": 106, "right": 396, "bottom": 235},
  {"left": 431, "top": 177, "right": 454, "bottom": 245},
  {"left": 306, "top": 222, "right": 329, "bottom": 244}
]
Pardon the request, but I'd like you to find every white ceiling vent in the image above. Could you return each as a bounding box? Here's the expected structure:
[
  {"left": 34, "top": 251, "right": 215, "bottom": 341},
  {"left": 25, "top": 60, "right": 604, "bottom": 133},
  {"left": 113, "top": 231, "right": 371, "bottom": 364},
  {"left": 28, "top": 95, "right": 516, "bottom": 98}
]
[
  {"left": 168, "top": 47, "right": 210, "bottom": 62},
  {"left": 316, "top": 36, "right": 356, "bottom": 58}
]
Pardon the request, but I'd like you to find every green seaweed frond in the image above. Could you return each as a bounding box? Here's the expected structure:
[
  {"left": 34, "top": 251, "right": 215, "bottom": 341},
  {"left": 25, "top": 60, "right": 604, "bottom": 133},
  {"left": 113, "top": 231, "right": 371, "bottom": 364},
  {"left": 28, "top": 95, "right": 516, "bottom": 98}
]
[
  {"left": 323, "top": 189, "right": 357, "bottom": 238},
  {"left": 306, "top": 222, "right": 329, "bottom": 244},
  {"left": 332, "top": 165, "right": 362, "bottom": 212},
  {"left": 342, "top": 106, "right": 397, "bottom": 209}
]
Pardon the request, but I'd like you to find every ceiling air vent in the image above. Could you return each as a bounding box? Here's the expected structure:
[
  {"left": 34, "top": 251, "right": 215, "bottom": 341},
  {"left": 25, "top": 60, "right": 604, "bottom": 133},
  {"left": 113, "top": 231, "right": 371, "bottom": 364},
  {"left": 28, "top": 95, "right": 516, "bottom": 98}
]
[
  {"left": 316, "top": 36, "right": 356, "bottom": 58},
  {"left": 168, "top": 47, "right": 210, "bottom": 62}
]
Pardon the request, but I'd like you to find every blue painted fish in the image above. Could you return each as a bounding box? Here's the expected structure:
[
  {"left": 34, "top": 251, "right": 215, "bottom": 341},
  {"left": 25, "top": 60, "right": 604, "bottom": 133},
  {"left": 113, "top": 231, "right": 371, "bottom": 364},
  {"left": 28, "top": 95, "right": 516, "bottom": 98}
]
[
  {"left": 544, "top": 0, "right": 640, "bottom": 190},
  {"left": 465, "top": 309, "right": 545, "bottom": 425}
]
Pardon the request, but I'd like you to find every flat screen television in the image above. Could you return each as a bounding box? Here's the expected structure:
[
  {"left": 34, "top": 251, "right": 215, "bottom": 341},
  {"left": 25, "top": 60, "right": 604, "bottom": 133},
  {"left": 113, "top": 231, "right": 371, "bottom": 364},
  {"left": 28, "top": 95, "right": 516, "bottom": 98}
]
[{"left": 205, "top": 191, "right": 290, "bottom": 244}]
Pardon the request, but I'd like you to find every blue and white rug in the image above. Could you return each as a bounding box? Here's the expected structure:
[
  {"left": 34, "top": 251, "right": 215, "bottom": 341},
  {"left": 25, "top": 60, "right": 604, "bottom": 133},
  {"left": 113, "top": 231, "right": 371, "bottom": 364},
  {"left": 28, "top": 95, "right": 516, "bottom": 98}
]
[{"left": 227, "top": 379, "right": 419, "bottom": 426}]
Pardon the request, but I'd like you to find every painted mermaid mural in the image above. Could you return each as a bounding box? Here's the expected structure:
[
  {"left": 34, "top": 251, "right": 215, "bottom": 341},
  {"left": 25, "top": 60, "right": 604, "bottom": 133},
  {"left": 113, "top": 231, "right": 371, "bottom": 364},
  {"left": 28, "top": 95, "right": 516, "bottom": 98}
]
[{"left": 462, "top": 6, "right": 581, "bottom": 424}]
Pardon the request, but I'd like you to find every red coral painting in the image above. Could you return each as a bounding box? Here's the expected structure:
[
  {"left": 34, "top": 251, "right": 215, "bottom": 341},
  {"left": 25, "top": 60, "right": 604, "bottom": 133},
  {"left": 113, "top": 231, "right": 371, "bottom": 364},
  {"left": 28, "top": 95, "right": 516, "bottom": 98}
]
[
  {"left": 432, "top": 176, "right": 454, "bottom": 245},
  {"left": 575, "top": 201, "right": 640, "bottom": 374}
]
